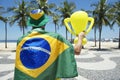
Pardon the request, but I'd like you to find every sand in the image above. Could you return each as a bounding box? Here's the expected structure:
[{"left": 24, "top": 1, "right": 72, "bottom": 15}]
[
  {"left": 84, "top": 41, "right": 119, "bottom": 49},
  {"left": 0, "top": 41, "right": 119, "bottom": 52},
  {"left": 0, "top": 42, "right": 17, "bottom": 51}
]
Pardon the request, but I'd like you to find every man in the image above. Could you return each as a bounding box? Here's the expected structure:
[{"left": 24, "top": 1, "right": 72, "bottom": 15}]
[
  {"left": 27, "top": 9, "right": 85, "bottom": 55},
  {"left": 14, "top": 9, "right": 85, "bottom": 80}
]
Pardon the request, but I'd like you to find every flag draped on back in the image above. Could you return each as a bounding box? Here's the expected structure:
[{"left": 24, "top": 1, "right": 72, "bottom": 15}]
[{"left": 14, "top": 28, "right": 78, "bottom": 80}]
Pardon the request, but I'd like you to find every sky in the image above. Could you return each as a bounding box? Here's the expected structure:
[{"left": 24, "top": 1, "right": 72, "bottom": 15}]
[{"left": 0, "top": 0, "right": 119, "bottom": 41}]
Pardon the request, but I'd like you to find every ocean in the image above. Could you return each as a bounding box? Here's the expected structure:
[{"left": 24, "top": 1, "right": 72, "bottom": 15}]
[{"left": 0, "top": 40, "right": 17, "bottom": 43}]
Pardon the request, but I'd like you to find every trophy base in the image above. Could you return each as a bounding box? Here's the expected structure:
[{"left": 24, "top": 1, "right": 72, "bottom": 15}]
[{"left": 74, "top": 37, "right": 87, "bottom": 45}]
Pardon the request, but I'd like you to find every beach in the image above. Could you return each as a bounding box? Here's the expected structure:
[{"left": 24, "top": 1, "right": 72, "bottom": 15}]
[
  {"left": 0, "top": 41, "right": 119, "bottom": 51},
  {"left": 84, "top": 41, "right": 119, "bottom": 49},
  {"left": 0, "top": 42, "right": 17, "bottom": 51},
  {"left": 0, "top": 41, "right": 120, "bottom": 80}
]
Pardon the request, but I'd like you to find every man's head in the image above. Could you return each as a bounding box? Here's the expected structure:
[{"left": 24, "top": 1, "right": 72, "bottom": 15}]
[{"left": 27, "top": 9, "right": 49, "bottom": 29}]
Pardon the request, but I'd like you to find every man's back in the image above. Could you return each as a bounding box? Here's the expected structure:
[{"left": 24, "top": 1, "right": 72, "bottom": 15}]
[{"left": 14, "top": 28, "right": 78, "bottom": 80}]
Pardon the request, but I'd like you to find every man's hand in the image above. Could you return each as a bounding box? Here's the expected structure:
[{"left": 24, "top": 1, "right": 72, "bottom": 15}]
[
  {"left": 74, "top": 32, "right": 85, "bottom": 55},
  {"left": 78, "top": 32, "right": 85, "bottom": 41}
]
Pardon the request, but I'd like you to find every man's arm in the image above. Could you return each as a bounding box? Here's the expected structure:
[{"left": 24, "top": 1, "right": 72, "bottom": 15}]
[{"left": 74, "top": 32, "right": 85, "bottom": 55}]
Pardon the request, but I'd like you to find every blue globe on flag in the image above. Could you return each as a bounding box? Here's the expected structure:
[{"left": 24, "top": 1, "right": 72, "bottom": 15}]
[{"left": 20, "top": 38, "right": 51, "bottom": 69}]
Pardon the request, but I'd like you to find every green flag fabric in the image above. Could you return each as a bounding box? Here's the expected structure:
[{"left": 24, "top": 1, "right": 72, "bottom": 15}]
[{"left": 14, "top": 28, "right": 78, "bottom": 80}]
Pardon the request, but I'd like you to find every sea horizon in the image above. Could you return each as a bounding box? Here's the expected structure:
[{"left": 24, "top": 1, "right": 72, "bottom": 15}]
[{"left": 0, "top": 40, "right": 17, "bottom": 43}]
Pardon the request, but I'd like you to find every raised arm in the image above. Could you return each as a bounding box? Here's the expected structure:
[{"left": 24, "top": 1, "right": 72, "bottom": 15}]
[{"left": 74, "top": 32, "right": 85, "bottom": 55}]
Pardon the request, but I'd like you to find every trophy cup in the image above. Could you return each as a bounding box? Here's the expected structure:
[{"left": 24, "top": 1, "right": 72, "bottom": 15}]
[{"left": 64, "top": 11, "right": 94, "bottom": 45}]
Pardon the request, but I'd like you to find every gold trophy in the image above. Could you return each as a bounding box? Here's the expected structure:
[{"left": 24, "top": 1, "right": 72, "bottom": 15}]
[{"left": 64, "top": 11, "right": 94, "bottom": 45}]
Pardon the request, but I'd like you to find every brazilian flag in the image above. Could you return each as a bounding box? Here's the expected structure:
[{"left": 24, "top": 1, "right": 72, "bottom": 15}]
[{"left": 14, "top": 28, "right": 78, "bottom": 80}]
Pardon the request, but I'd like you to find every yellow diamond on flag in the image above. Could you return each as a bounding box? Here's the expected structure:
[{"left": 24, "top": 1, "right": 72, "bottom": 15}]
[{"left": 15, "top": 31, "right": 69, "bottom": 78}]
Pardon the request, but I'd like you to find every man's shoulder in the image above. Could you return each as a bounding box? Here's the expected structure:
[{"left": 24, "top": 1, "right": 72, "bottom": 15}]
[
  {"left": 17, "top": 31, "right": 32, "bottom": 45},
  {"left": 17, "top": 29, "right": 72, "bottom": 47}
]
